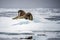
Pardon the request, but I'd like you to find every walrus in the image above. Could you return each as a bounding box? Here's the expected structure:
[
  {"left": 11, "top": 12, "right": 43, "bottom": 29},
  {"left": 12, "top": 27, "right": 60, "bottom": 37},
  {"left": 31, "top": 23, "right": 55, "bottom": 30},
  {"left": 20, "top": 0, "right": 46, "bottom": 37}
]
[
  {"left": 25, "top": 12, "right": 33, "bottom": 20},
  {"left": 12, "top": 10, "right": 33, "bottom": 20},
  {"left": 12, "top": 10, "right": 26, "bottom": 19}
]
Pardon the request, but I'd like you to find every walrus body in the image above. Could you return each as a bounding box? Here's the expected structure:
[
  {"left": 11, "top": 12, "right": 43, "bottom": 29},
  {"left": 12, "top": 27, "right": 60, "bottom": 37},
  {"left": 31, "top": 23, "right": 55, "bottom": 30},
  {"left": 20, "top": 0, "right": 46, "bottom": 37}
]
[{"left": 12, "top": 10, "right": 33, "bottom": 20}]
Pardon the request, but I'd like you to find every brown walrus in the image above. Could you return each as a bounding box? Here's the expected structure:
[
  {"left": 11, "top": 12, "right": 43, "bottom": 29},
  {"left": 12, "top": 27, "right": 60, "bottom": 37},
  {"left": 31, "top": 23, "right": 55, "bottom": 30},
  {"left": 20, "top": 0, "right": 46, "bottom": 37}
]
[{"left": 12, "top": 10, "right": 33, "bottom": 20}]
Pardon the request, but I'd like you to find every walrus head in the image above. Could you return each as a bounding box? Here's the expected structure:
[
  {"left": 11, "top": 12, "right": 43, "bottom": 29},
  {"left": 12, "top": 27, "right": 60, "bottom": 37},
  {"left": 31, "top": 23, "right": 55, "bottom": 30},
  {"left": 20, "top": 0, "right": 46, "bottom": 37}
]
[{"left": 18, "top": 10, "right": 26, "bottom": 16}]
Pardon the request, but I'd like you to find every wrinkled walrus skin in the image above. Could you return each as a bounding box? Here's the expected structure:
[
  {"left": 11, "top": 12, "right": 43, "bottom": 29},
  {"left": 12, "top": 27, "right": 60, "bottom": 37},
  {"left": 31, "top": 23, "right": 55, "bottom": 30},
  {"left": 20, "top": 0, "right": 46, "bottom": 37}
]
[{"left": 12, "top": 10, "right": 33, "bottom": 20}]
